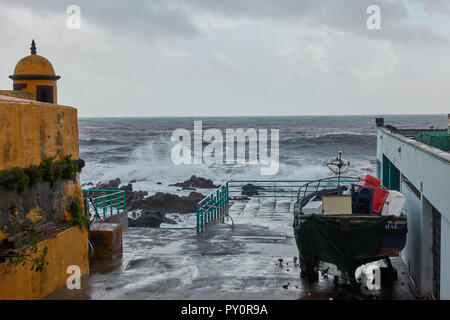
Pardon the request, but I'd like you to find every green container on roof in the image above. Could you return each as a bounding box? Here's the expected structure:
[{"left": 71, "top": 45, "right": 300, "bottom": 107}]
[
  {"left": 415, "top": 132, "right": 425, "bottom": 143},
  {"left": 418, "top": 131, "right": 450, "bottom": 151}
]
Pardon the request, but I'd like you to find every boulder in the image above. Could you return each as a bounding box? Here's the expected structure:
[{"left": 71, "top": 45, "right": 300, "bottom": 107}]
[
  {"left": 128, "top": 191, "right": 205, "bottom": 214},
  {"left": 242, "top": 184, "right": 264, "bottom": 196},
  {"left": 170, "top": 175, "right": 218, "bottom": 189},
  {"left": 128, "top": 210, "right": 176, "bottom": 228}
]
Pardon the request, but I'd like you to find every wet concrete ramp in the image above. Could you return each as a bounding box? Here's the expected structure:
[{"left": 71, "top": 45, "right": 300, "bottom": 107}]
[{"left": 46, "top": 200, "right": 418, "bottom": 300}]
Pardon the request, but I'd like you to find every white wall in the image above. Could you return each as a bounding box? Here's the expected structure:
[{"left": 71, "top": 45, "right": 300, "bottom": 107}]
[
  {"left": 420, "top": 197, "right": 433, "bottom": 296},
  {"left": 441, "top": 215, "right": 450, "bottom": 299},
  {"left": 401, "top": 182, "right": 422, "bottom": 288},
  {"left": 377, "top": 129, "right": 450, "bottom": 299}
]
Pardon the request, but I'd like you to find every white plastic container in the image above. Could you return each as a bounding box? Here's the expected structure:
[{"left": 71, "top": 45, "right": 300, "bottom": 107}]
[{"left": 302, "top": 201, "right": 323, "bottom": 215}]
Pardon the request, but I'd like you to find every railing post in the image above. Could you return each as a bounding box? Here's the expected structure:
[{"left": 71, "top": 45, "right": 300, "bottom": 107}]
[
  {"left": 216, "top": 190, "right": 219, "bottom": 222},
  {"left": 102, "top": 198, "right": 106, "bottom": 219},
  {"left": 203, "top": 201, "right": 206, "bottom": 229},
  {"left": 199, "top": 204, "right": 202, "bottom": 232},
  {"left": 221, "top": 188, "right": 224, "bottom": 222},
  {"left": 209, "top": 196, "right": 213, "bottom": 222},
  {"left": 196, "top": 204, "right": 200, "bottom": 233},
  {"left": 110, "top": 195, "right": 113, "bottom": 216},
  {"left": 274, "top": 182, "right": 276, "bottom": 200},
  {"left": 213, "top": 193, "right": 216, "bottom": 221},
  {"left": 212, "top": 195, "right": 214, "bottom": 222},
  {"left": 226, "top": 181, "right": 229, "bottom": 203}
]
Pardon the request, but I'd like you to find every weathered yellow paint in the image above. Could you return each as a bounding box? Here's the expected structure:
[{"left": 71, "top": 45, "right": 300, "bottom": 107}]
[
  {"left": 0, "top": 226, "right": 89, "bottom": 300},
  {"left": 13, "top": 54, "right": 57, "bottom": 76},
  {"left": 0, "top": 179, "right": 84, "bottom": 243},
  {"left": 0, "top": 90, "right": 35, "bottom": 100},
  {"left": 26, "top": 208, "right": 41, "bottom": 223},
  {"left": 0, "top": 96, "right": 79, "bottom": 170},
  {"left": 0, "top": 96, "right": 84, "bottom": 242},
  {"left": 11, "top": 53, "right": 59, "bottom": 104},
  {"left": 0, "top": 43, "right": 89, "bottom": 299},
  {"left": 13, "top": 79, "right": 58, "bottom": 104}
]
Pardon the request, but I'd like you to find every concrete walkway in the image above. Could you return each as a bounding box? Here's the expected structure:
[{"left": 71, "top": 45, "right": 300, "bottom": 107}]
[{"left": 46, "top": 200, "right": 419, "bottom": 300}]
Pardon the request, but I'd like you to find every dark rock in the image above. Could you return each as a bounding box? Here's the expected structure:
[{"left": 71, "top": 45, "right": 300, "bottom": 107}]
[
  {"left": 170, "top": 175, "right": 218, "bottom": 189},
  {"left": 128, "top": 191, "right": 205, "bottom": 214},
  {"left": 120, "top": 183, "right": 133, "bottom": 192},
  {"left": 128, "top": 210, "right": 176, "bottom": 228},
  {"left": 89, "top": 179, "right": 148, "bottom": 205},
  {"left": 95, "top": 178, "right": 121, "bottom": 190},
  {"left": 89, "top": 178, "right": 205, "bottom": 219},
  {"left": 242, "top": 184, "right": 264, "bottom": 196}
]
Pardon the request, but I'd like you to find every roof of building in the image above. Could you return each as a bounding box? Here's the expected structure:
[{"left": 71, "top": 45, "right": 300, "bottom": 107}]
[
  {"left": 0, "top": 90, "right": 35, "bottom": 100},
  {"left": 381, "top": 127, "right": 450, "bottom": 164},
  {"left": 0, "top": 94, "right": 74, "bottom": 110},
  {"left": 9, "top": 40, "right": 60, "bottom": 81}
]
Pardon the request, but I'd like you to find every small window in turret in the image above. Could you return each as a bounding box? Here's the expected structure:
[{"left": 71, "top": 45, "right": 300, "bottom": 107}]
[
  {"left": 13, "top": 83, "right": 27, "bottom": 90},
  {"left": 36, "top": 85, "right": 53, "bottom": 103}
]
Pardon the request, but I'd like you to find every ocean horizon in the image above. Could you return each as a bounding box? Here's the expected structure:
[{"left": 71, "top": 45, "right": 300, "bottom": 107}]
[{"left": 79, "top": 114, "right": 446, "bottom": 195}]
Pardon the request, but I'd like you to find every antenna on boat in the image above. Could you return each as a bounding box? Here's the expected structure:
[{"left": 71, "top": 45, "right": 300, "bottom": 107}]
[{"left": 327, "top": 151, "right": 350, "bottom": 191}]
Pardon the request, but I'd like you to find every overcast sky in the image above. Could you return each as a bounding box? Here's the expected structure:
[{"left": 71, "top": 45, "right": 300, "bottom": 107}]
[{"left": 0, "top": 0, "right": 449, "bottom": 117}]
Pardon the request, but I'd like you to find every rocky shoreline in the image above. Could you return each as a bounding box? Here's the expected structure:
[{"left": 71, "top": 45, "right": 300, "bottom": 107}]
[{"left": 84, "top": 176, "right": 217, "bottom": 228}]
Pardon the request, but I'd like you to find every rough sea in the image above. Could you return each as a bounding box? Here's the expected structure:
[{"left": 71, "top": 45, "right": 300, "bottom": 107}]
[{"left": 79, "top": 114, "right": 445, "bottom": 196}]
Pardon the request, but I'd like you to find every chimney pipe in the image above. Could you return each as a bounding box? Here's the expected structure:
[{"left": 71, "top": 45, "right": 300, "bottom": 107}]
[{"left": 375, "top": 118, "right": 384, "bottom": 127}]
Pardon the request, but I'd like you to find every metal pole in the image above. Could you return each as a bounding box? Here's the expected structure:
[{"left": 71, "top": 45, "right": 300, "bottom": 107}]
[{"left": 196, "top": 204, "right": 200, "bottom": 233}]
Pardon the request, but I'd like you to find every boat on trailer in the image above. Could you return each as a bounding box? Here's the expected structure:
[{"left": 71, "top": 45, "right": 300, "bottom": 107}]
[{"left": 293, "top": 152, "right": 407, "bottom": 285}]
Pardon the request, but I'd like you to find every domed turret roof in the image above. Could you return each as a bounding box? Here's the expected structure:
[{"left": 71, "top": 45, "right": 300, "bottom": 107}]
[
  {"left": 13, "top": 54, "right": 56, "bottom": 76},
  {"left": 9, "top": 40, "right": 60, "bottom": 80}
]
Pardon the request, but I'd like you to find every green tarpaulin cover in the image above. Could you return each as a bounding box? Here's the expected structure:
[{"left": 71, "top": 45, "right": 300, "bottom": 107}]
[{"left": 293, "top": 214, "right": 390, "bottom": 278}]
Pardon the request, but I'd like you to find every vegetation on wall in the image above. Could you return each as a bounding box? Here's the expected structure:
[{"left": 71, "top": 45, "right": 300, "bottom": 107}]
[
  {"left": 67, "top": 200, "right": 90, "bottom": 230},
  {"left": 2, "top": 168, "right": 30, "bottom": 192},
  {"left": 0, "top": 155, "right": 84, "bottom": 192},
  {"left": 5, "top": 227, "right": 49, "bottom": 273}
]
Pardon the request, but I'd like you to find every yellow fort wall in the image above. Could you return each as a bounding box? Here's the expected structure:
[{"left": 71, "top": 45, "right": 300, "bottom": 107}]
[
  {"left": 0, "top": 90, "right": 35, "bottom": 100},
  {"left": 13, "top": 79, "right": 57, "bottom": 104},
  {"left": 0, "top": 95, "right": 89, "bottom": 299},
  {"left": 0, "top": 96, "right": 77, "bottom": 169},
  {"left": 0, "top": 226, "right": 89, "bottom": 300},
  {"left": 0, "top": 95, "right": 83, "bottom": 241}
]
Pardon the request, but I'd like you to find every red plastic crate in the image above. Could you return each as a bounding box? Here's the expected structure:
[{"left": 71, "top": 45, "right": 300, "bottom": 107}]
[
  {"left": 373, "top": 187, "right": 389, "bottom": 214},
  {"left": 360, "top": 174, "right": 381, "bottom": 188}
]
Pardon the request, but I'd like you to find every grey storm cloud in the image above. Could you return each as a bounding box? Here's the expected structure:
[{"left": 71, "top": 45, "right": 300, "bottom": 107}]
[
  {"left": 9, "top": 0, "right": 199, "bottom": 39},
  {"left": 1, "top": 0, "right": 450, "bottom": 117},
  {"left": 6, "top": 0, "right": 450, "bottom": 43}
]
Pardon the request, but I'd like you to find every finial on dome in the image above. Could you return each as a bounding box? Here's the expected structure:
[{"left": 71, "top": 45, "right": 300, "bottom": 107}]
[{"left": 30, "top": 40, "right": 37, "bottom": 55}]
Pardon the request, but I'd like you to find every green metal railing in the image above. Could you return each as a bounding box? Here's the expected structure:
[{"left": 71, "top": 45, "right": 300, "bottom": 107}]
[
  {"left": 197, "top": 183, "right": 229, "bottom": 233},
  {"left": 196, "top": 179, "right": 360, "bottom": 233},
  {"left": 82, "top": 189, "right": 126, "bottom": 221}
]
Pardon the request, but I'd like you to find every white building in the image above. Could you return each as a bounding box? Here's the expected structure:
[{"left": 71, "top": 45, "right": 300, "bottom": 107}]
[{"left": 376, "top": 120, "right": 450, "bottom": 300}]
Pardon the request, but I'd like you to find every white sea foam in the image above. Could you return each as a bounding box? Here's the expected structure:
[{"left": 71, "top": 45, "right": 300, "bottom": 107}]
[{"left": 160, "top": 213, "right": 197, "bottom": 229}]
